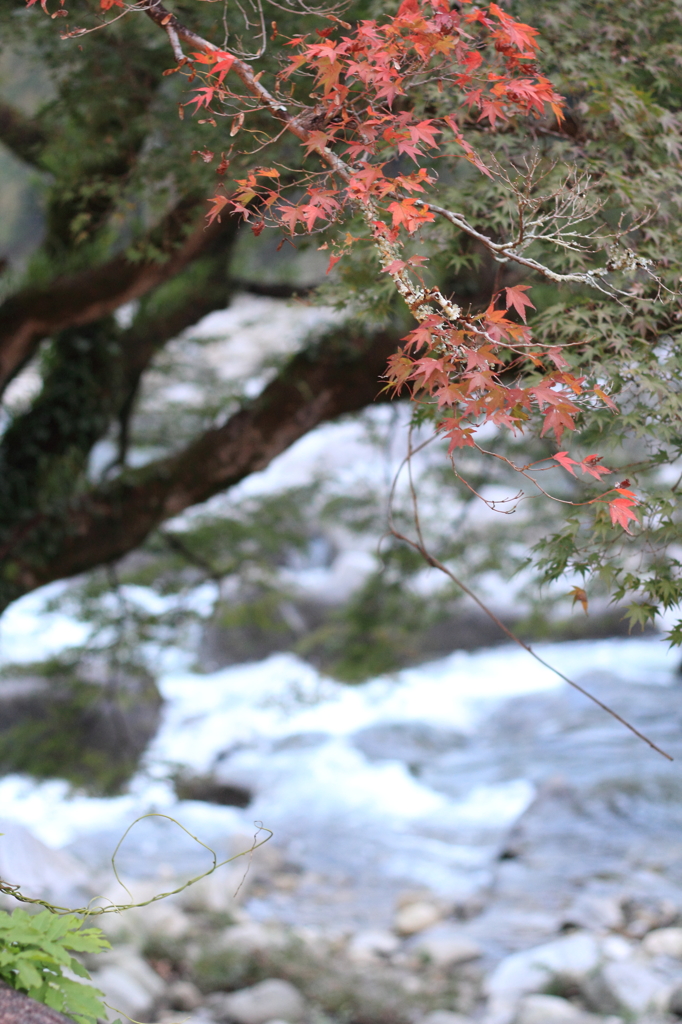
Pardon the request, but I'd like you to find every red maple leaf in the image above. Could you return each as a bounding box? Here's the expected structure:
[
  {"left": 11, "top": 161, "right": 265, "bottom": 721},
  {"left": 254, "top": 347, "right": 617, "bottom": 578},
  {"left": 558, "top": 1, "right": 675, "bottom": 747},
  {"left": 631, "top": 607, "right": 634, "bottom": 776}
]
[
  {"left": 608, "top": 492, "right": 638, "bottom": 533},
  {"left": 387, "top": 198, "right": 435, "bottom": 233},
  {"left": 553, "top": 451, "right": 579, "bottom": 477},
  {"left": 192, "top": 50, "right": 236, "bottom": 84},
  {"left": 488, "top": 2, "right": 540, "bottom": 51},
  {"left": 411, "top": 356, "right": 447, "bottom": 387},
  {"left": 547, "top": 346, "right": 570, "bottom": 370},
  {"left": 385, "top": 352, "right": 414, "bottom": 394},
  {"left": 504, "top": 284, "right": 535, "bottom": 322},
  {"left": 444, "top": 116, "right": 492, "bottom": 178},
  {"left": 540, "top": 405, "right": 577, "bottom": 442},
  {"left": 441, "top": 419, "right": 476, "bottom": 451},
  {"left": 382, "top": 259, "right": 407, "bottom": 273},
  {"left": 570, "top": 586, "right": 589, "bottom": 614},
  {"left": 580, "top": 456, "right": 611, "bottom": 481},
  {"left": 185, "top": 88, "right": 217, "bottom": 115}
]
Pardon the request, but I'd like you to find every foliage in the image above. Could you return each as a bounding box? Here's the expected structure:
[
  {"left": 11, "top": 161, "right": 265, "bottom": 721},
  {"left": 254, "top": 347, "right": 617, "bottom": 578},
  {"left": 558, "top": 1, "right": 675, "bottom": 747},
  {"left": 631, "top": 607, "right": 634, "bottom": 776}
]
[{"left": 0, "top": 909, "right": 110, "bottom": 1024}]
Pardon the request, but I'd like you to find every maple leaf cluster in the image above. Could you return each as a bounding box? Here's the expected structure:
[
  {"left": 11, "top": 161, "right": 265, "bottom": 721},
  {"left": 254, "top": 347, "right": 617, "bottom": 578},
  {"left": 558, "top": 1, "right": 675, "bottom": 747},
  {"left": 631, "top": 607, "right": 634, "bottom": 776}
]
[
  {"left": 551, "top": 453, "right": 638, "bottom": 532},
  {"left": 202, "top": 0, "right": 564, "bottom": 234},
  {"left": 175, "top": 0, "right": 635, "bottom": 534},
  {"left": 27, "top": 0, "right": 636, "bottom": 536}
]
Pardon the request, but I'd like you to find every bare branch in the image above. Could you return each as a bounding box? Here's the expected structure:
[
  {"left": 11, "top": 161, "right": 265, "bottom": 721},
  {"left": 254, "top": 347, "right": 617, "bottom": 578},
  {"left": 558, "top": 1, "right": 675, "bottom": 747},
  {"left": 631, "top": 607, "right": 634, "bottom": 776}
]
[
  {"left": 417, "top": 199, "right": 652, "bottom": 295},
  {"left": 388, "top": 442, "right": 674, "bottom": 762}
]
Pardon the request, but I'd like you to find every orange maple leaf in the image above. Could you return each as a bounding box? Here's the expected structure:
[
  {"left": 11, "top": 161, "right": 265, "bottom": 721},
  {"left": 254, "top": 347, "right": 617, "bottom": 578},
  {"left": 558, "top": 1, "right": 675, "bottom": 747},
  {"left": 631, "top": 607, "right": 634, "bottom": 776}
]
[
  {"left": 570, "top": 586, "right": 589, "bottom": 615},
  {"left": 206, "top": 194, "right": 230, "bottom": 226}
]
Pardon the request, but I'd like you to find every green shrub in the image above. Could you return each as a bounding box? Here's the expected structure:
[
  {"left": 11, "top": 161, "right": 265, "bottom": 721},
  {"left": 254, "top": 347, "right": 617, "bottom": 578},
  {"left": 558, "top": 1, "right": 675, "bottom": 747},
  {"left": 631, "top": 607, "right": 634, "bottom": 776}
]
[{"left": 0, "top": 909, "right": 111, "bottom": 1023}]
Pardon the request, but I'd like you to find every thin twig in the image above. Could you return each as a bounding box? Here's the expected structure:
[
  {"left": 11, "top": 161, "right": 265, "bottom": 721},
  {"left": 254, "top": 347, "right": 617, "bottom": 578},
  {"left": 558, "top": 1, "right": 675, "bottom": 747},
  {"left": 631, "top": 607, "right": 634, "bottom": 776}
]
[{"left": 388, "top": 440, "right": 674, "bottom": 762}]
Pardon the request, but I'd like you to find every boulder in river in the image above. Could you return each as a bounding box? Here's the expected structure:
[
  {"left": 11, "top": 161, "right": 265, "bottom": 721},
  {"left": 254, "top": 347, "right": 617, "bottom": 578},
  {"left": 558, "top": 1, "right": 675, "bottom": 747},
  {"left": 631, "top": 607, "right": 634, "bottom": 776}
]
[
  {"left": 581, "top": 959, "right": 670, "bottom": 1016},
  {"left": 418, "top": 1013, "right": 474, "bottom": 1024},
  {"left": 0, "top": 660, "right": 162, "bottom": 795},
  {"left": 512, "top": 994, "right": 607, "bottom": 1024}
]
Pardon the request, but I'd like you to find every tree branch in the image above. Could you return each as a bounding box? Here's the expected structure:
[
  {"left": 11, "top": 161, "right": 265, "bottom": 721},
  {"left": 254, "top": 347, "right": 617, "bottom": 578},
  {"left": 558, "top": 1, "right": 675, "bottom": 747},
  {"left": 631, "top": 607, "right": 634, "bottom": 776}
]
[
  {"left": 0, "top": 196, "right": 235, "bottom": 396},
  {"left": 0, "top": 100, "right": 49, "bottom": 166},
  {"left": 0, "top": 222, "right": 241, "bottom": 529},
  {"left": 0, "top": 327, "right": 400, "bottom": 605},
  {"left": 111, "top": 225, "right": 244, "bottom": 464},
  {"left": 231, "top": 279, "right": 316, "bottom": 299}
]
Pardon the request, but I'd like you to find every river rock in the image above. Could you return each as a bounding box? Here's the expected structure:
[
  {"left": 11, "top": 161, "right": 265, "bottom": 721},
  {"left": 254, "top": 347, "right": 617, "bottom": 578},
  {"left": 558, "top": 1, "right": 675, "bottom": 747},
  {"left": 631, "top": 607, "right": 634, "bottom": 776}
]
[
  {"left": 410, "top": 925, "right": 482, "bottom": 966},
  {"left": 133, "top": 901, "right": 191, "bottom": 940},
  {"left": 89, "top": 948, "right": 166, "bottom": 1020},
  {"left": 158, "top": 1011, "right": 216, "bottom": 1024},
  {"left": 621, "top": 896, "right": 678, "bottom": 938},
  {"left": 0, "top": 665, "right": 162, "bottom": 794},
  {"left": 176, "top": 866, "right": 253, "bottom": 913},
  {"left": 217, "top": 922, "right": 289, "bottom": 954},
  {"left": 486, "top": 932, "right": 600, "bottom": 1000},
  {"left": 643, "top": 926, "right": 682, "bottom": 958},
  {"left": 209, "top": 980, "right": 305, "bottom": 1024},
  {"left": 601, "top": 936, "right": 633, "bottom": 961},
  {"left": 668, "top": 980, "right": 682, "bottom": 1014},
  {"left": 167, "top": 980, "right": 204, "bottom": 1011},
  {"left": 419, "top": 1012, "right": 473, "bottom": 1024},
  {"left": 0, "top": 819, "right": 91, "bottom": 908},
  {"left": 513, "top": 995, "right": 587, "bottom": 1024},
  {"left": 0, "top": 982, "right": 75, "bottom": 1024},
  {"left": 582, "top": 960, "right": 668, "bottom": 1015},
  {"left": 394, "top": 901, "right": 442, "bottom": 935},
  {"left": 561, "top": 894, "right": 624, "bottom": 933},
  {"left": 347, "top": 929, "right": 400, "bottom": 962}
]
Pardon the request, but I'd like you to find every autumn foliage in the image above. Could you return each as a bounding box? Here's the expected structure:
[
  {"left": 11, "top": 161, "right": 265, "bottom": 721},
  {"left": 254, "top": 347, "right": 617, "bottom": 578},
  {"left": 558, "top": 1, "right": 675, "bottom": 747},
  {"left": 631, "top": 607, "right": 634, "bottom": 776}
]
[
  {"left": 26, "top": 0, "right": 665, "bottom": 542},
  {"left": 176, "top": 0, "right": 635, "bottom": 530}
]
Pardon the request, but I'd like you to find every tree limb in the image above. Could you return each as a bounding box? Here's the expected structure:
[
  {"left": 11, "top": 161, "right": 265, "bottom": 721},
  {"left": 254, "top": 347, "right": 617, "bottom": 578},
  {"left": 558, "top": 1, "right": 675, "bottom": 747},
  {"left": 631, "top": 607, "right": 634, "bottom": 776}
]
[
  {"left": 0, "top": 101, "right": 49, "bottom": 166},
  {"left": 0, "top": 196, "right": 235, "bottom": 396},
  {"left": 0, "top": 327, "right": 400, "bottom": 605},
  {"left": 231, "top": 279, "right": 316, "bottom": 299}
]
